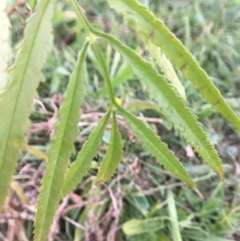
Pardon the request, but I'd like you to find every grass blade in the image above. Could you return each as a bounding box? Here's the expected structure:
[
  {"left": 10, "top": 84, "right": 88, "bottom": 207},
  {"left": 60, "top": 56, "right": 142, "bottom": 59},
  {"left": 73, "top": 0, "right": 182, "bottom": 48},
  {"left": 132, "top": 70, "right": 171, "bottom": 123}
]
[
  {"left": 167, "top": 190, "right": 183, "bottom": 241},
  {"left": 23, "top": 144, "right": 48, "bottom": 162},
  {"left": 122, "top": 217, "right": 164, "bottom": 235}
]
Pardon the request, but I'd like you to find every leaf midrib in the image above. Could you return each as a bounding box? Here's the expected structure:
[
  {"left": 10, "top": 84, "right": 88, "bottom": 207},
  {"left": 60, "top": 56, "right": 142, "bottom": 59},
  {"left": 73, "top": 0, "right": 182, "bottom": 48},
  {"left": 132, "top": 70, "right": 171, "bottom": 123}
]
[
  {"left": 97, "top": 122, "right": 117, "bottom": 180},
  {"left": 93, "top": 31, "right": 222, "bottom": 176},
  {"left": 121, "top": 0, "right": 240, "bottom": 129},
  {"left": 130, "top": 115, "right": 185, "bottom": 177},
  {"left": 62, "top": 110, "right": 110, "bottom": 196},
  {"left": 36, "top": 50, "right": 85, "bottom": 241},
  {"left": 146, "top": 78, "right": 220, "bottom": 173},
  {"left": 0, "top": 1, "right": 50, "bottom": 172}
]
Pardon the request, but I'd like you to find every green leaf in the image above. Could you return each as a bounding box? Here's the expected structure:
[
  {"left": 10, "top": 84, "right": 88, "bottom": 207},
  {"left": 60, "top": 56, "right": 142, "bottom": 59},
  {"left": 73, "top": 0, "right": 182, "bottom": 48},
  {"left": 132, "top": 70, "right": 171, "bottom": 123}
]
[
  {"left": 23, "top": 144, "right": 48, "bottom": 161},
  {"left": 62, "top": 108, "right": 111, "bottom": 197},
  {"left": 107, "top": 0, "right": 240, "bottom": 131},
  {"left": 97, "top": 64, "right": 134, "bottom": 95},
  {"left": 93, "top": 30, "right": 224, "bottom": 180},
  {"left": 96, "top": 111, "right": 123, "bottom": 182},
  {"left": 147, "top": 41, "right": 186, "bottom": 101},
  {"left": 115, "top": 103, "right": 196, "bottom": 188},
  {"left": 157, "top": 232, "right": 172, "bottom": 241},
  {"left": 34, "top": 40, "right": 89, "bottom": 241},
  {"left": 0, "top": 0, "right": 53, "bottom": 209},
  {"left": 122, "top": 217, "right": 164, "bottom": 236},
  {"left": 167, "top": 190, "right": 183, "bottom": 241},
  {"left": 110, "top": 50, "right": 121, "bottom": 78},
  {"left": 125, "top": 191, "right": 150, "bottom": 217},
  {"left": 73, "top": 184, "right": 104, "bottom": 241},
  {"left": 88, "top": 39, "right": 123, "bottom": 182},
  {"left": 69, "top": 1, "right": 224, "bottom": 180},
  {"left": 111, "top": 64, "right": 134, "bottom": 87},
  {"left": 70, "top": 0, "right": 224, "bottom": 180}
]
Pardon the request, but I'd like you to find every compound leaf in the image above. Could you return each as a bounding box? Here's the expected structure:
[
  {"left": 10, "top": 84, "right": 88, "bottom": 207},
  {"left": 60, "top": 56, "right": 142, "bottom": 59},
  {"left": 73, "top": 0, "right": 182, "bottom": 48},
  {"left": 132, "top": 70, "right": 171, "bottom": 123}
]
[
  {"left": 71, "top": 0, "right": 224, "bottom": 180},
  {"left": 93, "top": 31, "right": 224, "bottom": 180}
]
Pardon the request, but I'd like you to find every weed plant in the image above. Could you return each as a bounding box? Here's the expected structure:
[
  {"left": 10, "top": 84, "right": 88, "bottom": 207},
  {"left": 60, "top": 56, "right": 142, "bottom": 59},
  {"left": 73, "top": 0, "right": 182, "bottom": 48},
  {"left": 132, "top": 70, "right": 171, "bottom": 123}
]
[{"left": 0, "top": 0, "right": 240, "bottom": 240}]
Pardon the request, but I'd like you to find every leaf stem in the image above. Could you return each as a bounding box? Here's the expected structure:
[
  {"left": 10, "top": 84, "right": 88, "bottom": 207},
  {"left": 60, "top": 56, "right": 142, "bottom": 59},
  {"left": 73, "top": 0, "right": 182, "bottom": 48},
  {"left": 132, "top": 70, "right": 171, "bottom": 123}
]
[
  {"left": 69, "top": 0, "right": 94, "bottom": 34},
  {"left": 91, "top": 40, "right": 116, "bottom": 104},
  {"left": 69, "top": 0, "right": 116, "bottom": 104}
]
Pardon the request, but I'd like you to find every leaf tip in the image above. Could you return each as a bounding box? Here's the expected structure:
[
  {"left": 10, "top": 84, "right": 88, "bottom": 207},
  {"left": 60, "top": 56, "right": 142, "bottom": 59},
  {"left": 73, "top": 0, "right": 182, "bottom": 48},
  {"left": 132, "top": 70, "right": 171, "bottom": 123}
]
[
  {"left": 219, "top": 173, "right": 225, "bottom": 182},
  {"left": 215, "top": 165, "right": 224, "bottom": 182}
]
